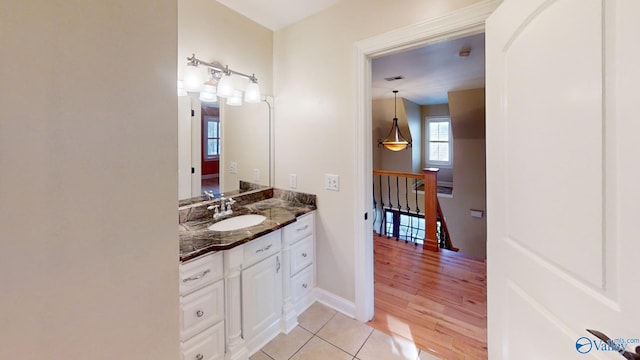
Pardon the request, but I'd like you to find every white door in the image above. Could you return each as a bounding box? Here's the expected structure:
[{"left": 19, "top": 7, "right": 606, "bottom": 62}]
[{"left": 486, "top": 0, "right": 640, "bottom": 359}]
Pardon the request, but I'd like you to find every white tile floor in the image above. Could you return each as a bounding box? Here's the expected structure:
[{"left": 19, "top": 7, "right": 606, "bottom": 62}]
[{"left": 249, "top": 302, "right": 442, "bottom": 360}]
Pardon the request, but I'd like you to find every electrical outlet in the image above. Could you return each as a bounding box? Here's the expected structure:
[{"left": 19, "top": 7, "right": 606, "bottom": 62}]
[
  {"left": 289, "top": 174, "right": 297, "bottom": 189},
  {"left": 229, "top": 162, "right": 237, "bottom": 174},
  {"left": 325, "top": 174, "right": 340, "bottom": 191},
  {"left": 253, "top": 169, "right": 260, "bottom": 181}
]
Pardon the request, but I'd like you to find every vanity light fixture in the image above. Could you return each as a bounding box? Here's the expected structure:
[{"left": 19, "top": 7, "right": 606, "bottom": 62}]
[
  {"left": 226, "top": 90, "right": 243, "bottom": 106},
  {"left": 199, "top": 84, "right": 217, "bottom": 103},
  {"left": 182, "top": 54, "right": 261, "bottom": 104},
  {"left": 378, "top": 90, "right": 412, "bottom": 151},
  {"left": 183, "top": 62, "right": 204, "bottom": 92},
  {"left": 244, "top": 77, "right": 261, "bottom": 103}
]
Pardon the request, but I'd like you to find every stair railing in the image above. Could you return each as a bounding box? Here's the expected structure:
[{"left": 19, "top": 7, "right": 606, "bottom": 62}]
[{"left": 372, "top": 168, "right": 446, "bottom": 252}]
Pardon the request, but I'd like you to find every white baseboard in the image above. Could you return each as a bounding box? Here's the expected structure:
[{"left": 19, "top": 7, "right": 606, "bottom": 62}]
[{"left": 314, "top": 288, "right": 356, "bottom": 319}]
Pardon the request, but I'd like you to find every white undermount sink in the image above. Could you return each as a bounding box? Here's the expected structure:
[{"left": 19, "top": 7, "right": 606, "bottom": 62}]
[{"left": 207, "top": 214, "right": 267, "bottom": 232}]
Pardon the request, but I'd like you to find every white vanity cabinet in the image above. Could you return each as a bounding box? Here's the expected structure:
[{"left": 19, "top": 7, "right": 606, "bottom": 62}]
[
  {"left": 178, "top": 210, "right": 317, "bottom": 360},
  {"left": 241, "top": 230, "right": 283, "bottom": 354},
  {"left": 179, "top": 252, "right": 225, "bottom": 360},
  {"left": 283, "top": 211, "right": 316, "bottom": 314}
]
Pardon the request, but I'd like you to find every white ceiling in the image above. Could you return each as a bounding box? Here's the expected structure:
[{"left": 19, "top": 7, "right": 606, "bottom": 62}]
[
  {"left": 216, "top": 0, "right": 342, "bottom": 30},
  {"left": 372, "top": 33, "right": 485, "bottom": 105}
]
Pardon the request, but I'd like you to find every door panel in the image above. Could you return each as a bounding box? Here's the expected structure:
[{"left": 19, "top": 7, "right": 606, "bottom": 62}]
[
  {"left": 503, "top": 0, "right": 603, "bottom": 286},
  {"left": 487, "top": 0, "right": 640, "bottom": 358}
]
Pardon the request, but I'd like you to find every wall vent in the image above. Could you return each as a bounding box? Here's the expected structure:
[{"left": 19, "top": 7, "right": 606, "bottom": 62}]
[{"left": 384, "top": 75, "right": 404, "bottom": 81}]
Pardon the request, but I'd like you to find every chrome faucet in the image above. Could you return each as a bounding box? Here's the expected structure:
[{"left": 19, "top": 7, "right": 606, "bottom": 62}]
[
  {"left": 207, "top": 204, "right": 221, "bottom": 219},
  {"left": 223, "top": 198, "right": 236, "bottom": 215}
]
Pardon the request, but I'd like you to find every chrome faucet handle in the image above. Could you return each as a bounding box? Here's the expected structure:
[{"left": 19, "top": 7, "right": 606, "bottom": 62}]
[
  {"left": 207, "top": 204, "right": 220, "bottom": 219},
  {"left": 203, "top": 190, "right": 215, "bottom": 201},
  {"left": 226, "top": 198, "right": 236, "bottom": 213}
]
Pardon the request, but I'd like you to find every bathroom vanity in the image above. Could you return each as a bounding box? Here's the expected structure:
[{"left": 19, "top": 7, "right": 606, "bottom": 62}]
[{"left": 178, "top": 188, "right": 316, "bottom": 360}]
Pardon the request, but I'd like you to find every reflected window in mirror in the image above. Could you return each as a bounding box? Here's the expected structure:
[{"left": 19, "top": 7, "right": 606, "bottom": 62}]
[
  {"left": 202, "top": 105, "right": 220, "bottom": 161},
  {"left": 205, "top": 117, "right": 220, "bottom": 159}
]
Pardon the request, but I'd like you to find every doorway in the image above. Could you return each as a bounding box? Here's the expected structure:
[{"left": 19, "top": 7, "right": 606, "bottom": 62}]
[
  {"left": 201, "top": 104, "right": 221, "bottom": 195},
  {"left": 352, "top": 0, "right": 499, "bottom": 325}
]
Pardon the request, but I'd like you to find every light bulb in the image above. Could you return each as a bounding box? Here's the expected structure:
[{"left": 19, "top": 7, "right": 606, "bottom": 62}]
[
  {"left": 226, "top": 90, "right": 243, "bottom": 106},
  {"left": 183, "top": 64, "right": 204, "bottom": 92},
  {"left": 216, "top": 74, "right": 234, "bottom": 98},
  {"left": 199, "top": 84, "right": 218, "bottom": 103},
  {"left": 244, "top": 82, "right": 261, "bottom": 103}
]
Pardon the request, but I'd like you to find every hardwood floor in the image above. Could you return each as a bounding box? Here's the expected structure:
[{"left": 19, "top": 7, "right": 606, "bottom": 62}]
[{"left": 368, "top": 234, "right": 487, "bottom": 360}]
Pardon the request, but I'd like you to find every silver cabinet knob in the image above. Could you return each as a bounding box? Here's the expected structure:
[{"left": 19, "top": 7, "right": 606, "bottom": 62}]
[
  {"left": 302, "top": 283, "right": 308, "bottom": 289},
  {"left": 196, "top": 354, "right": 204, "bottom": 360},
  {"left": 301, "top": 252, "right": 307, "bottom": 258},
  {"left": 196, "top": 310, "right": 204, "bottom": 317}
]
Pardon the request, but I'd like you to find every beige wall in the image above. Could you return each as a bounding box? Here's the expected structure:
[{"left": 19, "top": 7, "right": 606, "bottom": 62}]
[
  {"left": 404, "top": 98, "right": 423, "bottom": 173},
  {"left": 440, "top": 88, "right": 487, "bottom": 258},
  {"left": 273, "top": 0, "right": 483, "bottom": 302},
  {"left": 372, "top": 97, "right": 413, "bottom": 172},
  {"left": 178, "top": 0, "right": 273, "bottom": 192},
  {"left": 0, "top": 1, "right": 179, "bottom": 359}
]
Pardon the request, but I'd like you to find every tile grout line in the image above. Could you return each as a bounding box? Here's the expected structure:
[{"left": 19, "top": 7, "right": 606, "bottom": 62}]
[
  {"left": 260, "top": 349, "right": 275, "bottom": 360},
  {"left": 287, "top": 309, "right": 337, "bottom": 360},
  {"left": 286, "top": 333, "right": 317, "bottom": 360},
  {"left": 352, "top": 327, "right": 375, "bottom": 359}
]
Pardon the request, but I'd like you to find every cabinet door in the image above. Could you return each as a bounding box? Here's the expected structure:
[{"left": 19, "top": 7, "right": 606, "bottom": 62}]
[{"left": 242, "top": 252, "right": 282, "bottom": 341}]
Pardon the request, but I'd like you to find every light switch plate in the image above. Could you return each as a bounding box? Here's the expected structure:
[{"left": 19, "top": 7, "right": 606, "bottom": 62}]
[
  {"left": 289, "top": 174, "right": 297, "bottom": 189},
  {"left": 229, "top": 162, "right": 237, "bottom": 174},
  {"left": 253, "top": 169, "right": 260, "bottom": 181}
]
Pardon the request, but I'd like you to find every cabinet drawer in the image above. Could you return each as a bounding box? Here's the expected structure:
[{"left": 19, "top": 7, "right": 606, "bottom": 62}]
[
  {"left": 180, "top": 252, "right": 223, "bottom": 295},
  {"left": 290, "top": 236, "right": 313, "bottom": 275},
  {"left": 284, "top": 213, "right": 314, "bottom": 245},
  {"left": 181, "top": 321, "right": 225, "bottom": 360},
  {"left": 291, "top": 265, "right": 314, "bottom": 301},
  {"left": 180, "top": 280, "right": 224, "bottom": 341},
  {"left": 243, "top": 230, "right": 281, "bottom": 268}
]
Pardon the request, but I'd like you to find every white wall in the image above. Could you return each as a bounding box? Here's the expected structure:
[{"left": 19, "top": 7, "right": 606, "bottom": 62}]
[
  {"left": 178, "top": 0, "right": 273, "bottom": 194},
  {"left": 0, "top": 1, "right": 179, "bottom": 359},
  {"left": 273, "top": 0, "right": 484, "bottom": 303}
]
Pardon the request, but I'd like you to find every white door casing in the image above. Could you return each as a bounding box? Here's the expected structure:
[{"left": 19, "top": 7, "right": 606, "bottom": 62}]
[
  {"left": 353, "top": 0, "right": 501, "bottom": 322},
  {"left": 487, "top": 0, "right": 640, "bottom": 358},
  {"left": 179, "top": 95, "right": 192, "bottom": 199}
]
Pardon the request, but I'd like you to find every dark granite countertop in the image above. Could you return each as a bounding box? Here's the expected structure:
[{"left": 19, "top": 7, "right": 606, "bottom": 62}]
[{"left": 179, "top": 191, "right": 316, "bottom": 262}]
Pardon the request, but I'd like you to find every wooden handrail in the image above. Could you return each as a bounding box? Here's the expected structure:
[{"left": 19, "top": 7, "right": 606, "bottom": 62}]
[
  {"left": 372, "top": 168, "right": 442, "bottom": 252},
  {"left": 373, "top": 169, "right": 423, "bottom": 180}
]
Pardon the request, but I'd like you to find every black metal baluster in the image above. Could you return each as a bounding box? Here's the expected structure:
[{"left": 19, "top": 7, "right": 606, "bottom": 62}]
[
  {"left": 415, "top": 178, "right": 422, "bottom": 246},
  {"left": 387, "top": 175, "right": 393, "bottom": 239}
]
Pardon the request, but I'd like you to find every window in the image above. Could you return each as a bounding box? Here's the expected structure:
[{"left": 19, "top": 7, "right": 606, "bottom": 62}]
[
  {"left": 426, "top": 116, "right": 452, "bottom": 166},
  {"left": 204, "top": 115, "right": 220, "bottom": 160}
]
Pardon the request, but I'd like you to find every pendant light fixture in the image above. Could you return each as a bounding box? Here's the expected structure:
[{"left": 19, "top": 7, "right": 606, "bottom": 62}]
[{"left": 379, "top": 90, "right": 411, "bottom": 151}]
